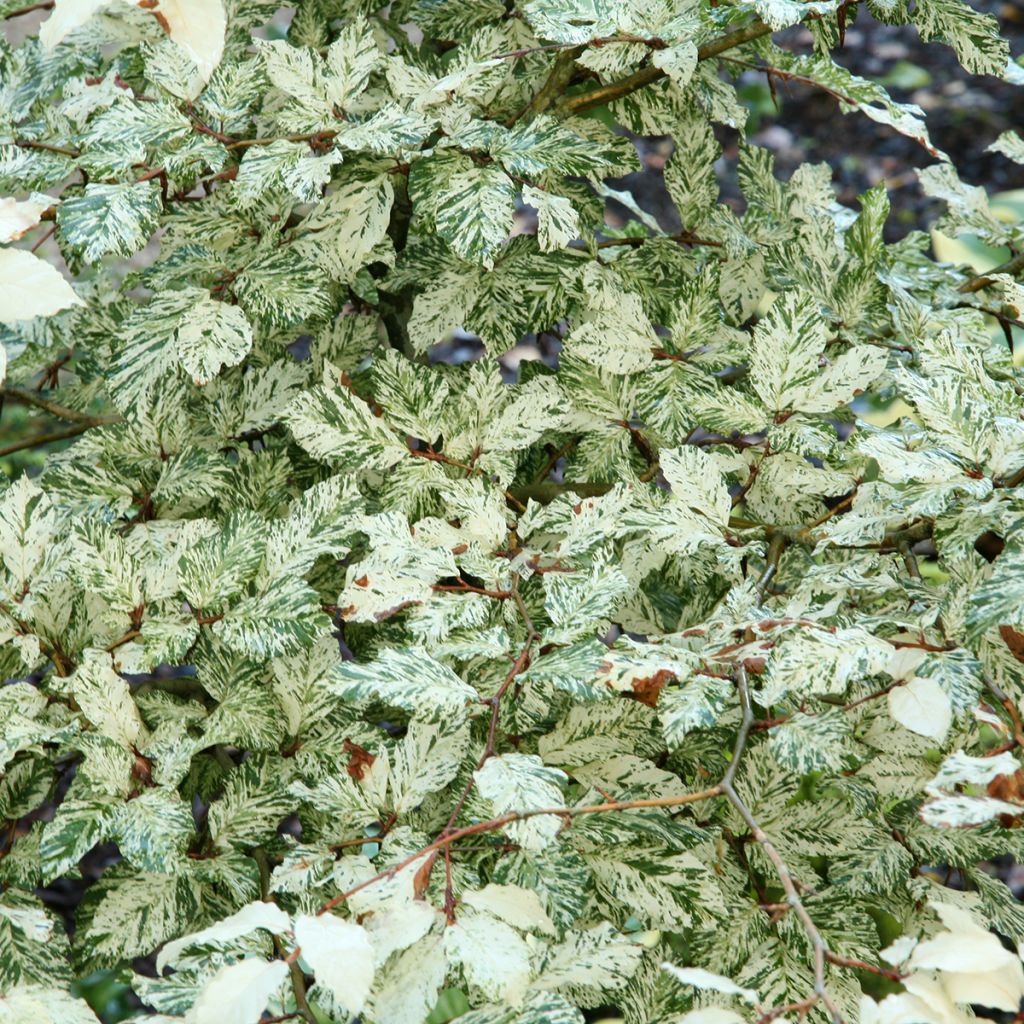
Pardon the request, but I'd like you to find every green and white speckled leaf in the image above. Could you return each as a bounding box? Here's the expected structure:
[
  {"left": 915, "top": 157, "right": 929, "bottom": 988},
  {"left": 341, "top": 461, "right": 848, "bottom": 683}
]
[
  {"left": 523, "top": 185, "right": 579, "bottom": 252},
  {"left": 910, "top": 0, "right": 1009, "bottom": 75},
  {"left": 768, "top": 709, "right": 852, "bottom": 774},
  {"left": 474, "top": 754, "right": 568, "bottom": 851},
  {"left": 332, "top": 646, "right": 477, "bottom": 716},
  {"left": 285, "top": 367, "right": 408, "bottom": 472},
  {"left": 57, "top": 182, "right": 161, "bottom": 261},
  {"left": 411, "top": 153, "right": 514, "bottom": 268}
]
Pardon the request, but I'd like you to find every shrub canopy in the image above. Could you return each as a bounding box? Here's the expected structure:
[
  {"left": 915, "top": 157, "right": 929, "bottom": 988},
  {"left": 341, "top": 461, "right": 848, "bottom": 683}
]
[{"left": 2, "top": 1, "right": 1024, "bottom": 1022}]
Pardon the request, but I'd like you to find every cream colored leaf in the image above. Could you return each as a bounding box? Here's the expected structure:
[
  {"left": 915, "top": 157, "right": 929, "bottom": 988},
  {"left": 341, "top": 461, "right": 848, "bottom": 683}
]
[
  {"left": 293, "top": 913, "right": 375, "bottom": 1014},
  {"left": 888, "top": 676, "right": 951, "bottom": 742},
  {"left": 462, "top": 883, "right": 556, "bottom": 935},
  {"left": 443, "top": 909, "right": 533, "bottom": 1003},
  {"left": 363, "top": 901, "right": 439, "bottom": 965},
  {"left": 0, "top": 196, "right": 51, "bottom": 243},
  {"left": 146, "top": 0, "right": 226, "bottom": 81},
  {"left": 0, "top": 248, "right": 82, "bottom": 323},
  {"left": 662, "top": 963, "right": 759, "bottom": 1004},
  {"left": 942, "top": 962, "right": 1024, "bottom": 1012},
  {"left": 38, "top": 0, "right": 112, "bottom": 48},
  {"left": 157, "top": 901, "right": 289, "bottom": 972},
  {"left": 921, "top": 794, "right": 1024, "bottom": 828},
  {"left": 186, "top": 957, "right": 288, "bottom": 1024},
  {"left": 909, "top": 920, "right": 1014, "bottom": 974}
]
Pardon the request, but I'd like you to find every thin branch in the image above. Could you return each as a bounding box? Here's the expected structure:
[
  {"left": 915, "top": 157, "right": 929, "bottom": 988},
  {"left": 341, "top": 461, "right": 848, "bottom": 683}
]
[
  {"left": 557, "top": 20, "right": 773, "bottom": 115},
  {"left": 14, "top": 138, "right": 79, "bottom": 157},
  {"left": 224, "top": 131, "right": 337, "bottom": 151},
  {"left": 515, "top": 46, "right": 583, "bottom": 124},
  {"left": 0, "top": 385, "right": 117, "bottom": 425},
  {"left": 755, "top": 533, "right": 786, "bottom": 603},
  {"left": 3, "top": 1, "right": 53, "bottom": 18},
  {"left": 958, "top": 251, "right": 1024, "bottom": 294},
  {"left": 720, "top": 669, "right": 845, "bottom": 1024},
  {"left": 317, "top": 786, "right": 723, "bottom": 916},
  {"left": 0, "top": 422, "right": 98, "bottom": 458},
  {"left": 596, "top": 232, "right": 723, "bottom": 249}
]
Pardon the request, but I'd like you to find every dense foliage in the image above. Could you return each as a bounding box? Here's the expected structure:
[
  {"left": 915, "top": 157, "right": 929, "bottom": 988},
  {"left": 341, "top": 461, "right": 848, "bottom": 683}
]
[{"left": 2, "top": 0, "right": 1024, "bottom": 1021}]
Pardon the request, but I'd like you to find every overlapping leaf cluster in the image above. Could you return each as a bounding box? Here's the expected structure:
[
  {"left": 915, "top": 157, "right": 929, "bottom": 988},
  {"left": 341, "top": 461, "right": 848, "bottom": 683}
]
[{"left": 2, "top": 0, "right": 1024, "bottom": 1022}]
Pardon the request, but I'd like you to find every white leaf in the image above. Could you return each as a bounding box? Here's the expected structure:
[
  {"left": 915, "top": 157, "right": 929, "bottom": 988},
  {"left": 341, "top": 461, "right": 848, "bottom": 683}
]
[
  {"left": 462, "top": 883, "right": 556, "bottom": 935},
  {"left": 662, "top": 963, "right": 759, "bottom": 1004},
  {"left": 0, "top": 196, "right": 51, "bottom": 243},
  {"left": 293, "top": 913, "right": 375, "bottom": 1014},
  {"left": 888, "top": 676, "right": 952, "bottom": 741},
  {"left": 443, "top": 909, "right": 533, "bottom": 1003},
  {"left": 186, "top": 957, "right": 288, "bottom": 1024},
  {"left": 909, "top": 913, "right": 1015, "bottom": 975},
  {"left": 0, "top": 248, "right": 82, "bottom": 323},
  {"left": 942, "top": 962, "right": 1024, "bottom": 1012},
  {"left": 157, "top": 901, "right": 289, "bottom": 972},
  {"left": 921, "top": 794, "right": 1023, "bottom": 828},
  {"left": 880, "top": 935, "right": 918, "bottom": 966},
  {"left": 926, "top": 749, "right": 1019, "bottom": 791},
  {"left": 363, "top": 901, "right": 439, "bottom": 965},
  {"left": 39, "top": 0, "right": 112, "bottom": 49},
  {"left": 150, "top": 0, "right": 228, "bottom": 81}
]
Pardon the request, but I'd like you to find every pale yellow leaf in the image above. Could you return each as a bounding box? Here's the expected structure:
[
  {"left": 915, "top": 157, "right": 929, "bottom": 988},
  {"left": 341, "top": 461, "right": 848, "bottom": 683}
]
[
  {"left": 187, "top": 958, "right": 288, "bottom": 1024},
  {"left": 888, "top": 676, "right": 951, "bottom": 742},
  {"left": 293, "top": 913, "right": 375, "bottom": 1014},
  {"left": 0, "top": 196, "right": 51, "bottom": 243},
  {"left": 0, "top": 248, "right": 82, "bottom": 323}
]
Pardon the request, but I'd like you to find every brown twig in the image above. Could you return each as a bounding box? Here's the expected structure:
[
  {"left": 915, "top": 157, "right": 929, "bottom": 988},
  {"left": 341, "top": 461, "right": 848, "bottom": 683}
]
[
  {"left": 556, "top": 20, "right": 773, "bottom": 115},
  {"left": 3, "top": 1, "right": 54, "bottom": 18},
  {"left": 0, "top": 385, "right": 117, "bottom": 426},
  {"left": 720, "top": 667, "right": 845, "bottom": 1024},
  {"left": 958, "top": 251, "right": 1024, "bottom": 294},
  {"left": 0, "top": 422, "right": 99, "bottom": 458},
  {"left": 596, "top": 232, "right": 723, "bottom": 249},
  {"left": 317, "top": 785, "right": 724, "bottom": 917},
  {"left": 14, "top": 138, "right": 79, "bottom": 157}
]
